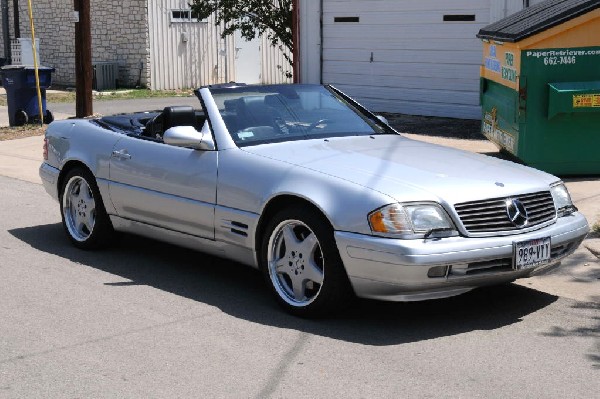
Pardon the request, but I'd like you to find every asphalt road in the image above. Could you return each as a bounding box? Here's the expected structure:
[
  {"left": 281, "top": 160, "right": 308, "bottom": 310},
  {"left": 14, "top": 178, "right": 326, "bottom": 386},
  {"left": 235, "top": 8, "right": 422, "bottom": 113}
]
[{"left": 0, "top": 175, "right": 598, "bottom": 398}]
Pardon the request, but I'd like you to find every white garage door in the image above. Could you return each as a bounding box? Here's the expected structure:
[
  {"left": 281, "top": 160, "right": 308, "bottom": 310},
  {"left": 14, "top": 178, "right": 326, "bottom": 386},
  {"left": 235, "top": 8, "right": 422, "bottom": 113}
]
[{"left": 322, "top": 0, "right": 491, "bottom": 119}]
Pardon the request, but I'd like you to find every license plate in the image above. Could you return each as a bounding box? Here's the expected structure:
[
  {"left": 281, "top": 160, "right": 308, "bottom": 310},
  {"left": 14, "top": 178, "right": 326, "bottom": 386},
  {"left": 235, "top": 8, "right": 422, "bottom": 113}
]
[{"left": 513, "top": 237, "right": 551, "bottom": 270}]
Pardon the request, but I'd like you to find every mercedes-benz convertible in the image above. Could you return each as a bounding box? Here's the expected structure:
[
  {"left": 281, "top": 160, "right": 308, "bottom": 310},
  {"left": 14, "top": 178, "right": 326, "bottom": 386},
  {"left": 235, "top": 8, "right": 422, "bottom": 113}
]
[{"left": 40, "top": 84, "right": 589, "bottom": 316}]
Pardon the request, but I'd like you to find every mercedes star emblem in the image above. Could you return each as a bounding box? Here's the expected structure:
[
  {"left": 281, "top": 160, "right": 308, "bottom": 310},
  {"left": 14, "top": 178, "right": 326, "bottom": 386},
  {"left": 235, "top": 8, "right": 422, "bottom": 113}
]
[{"left": 506, "top": 198, "right": 528, "bottom": 228}]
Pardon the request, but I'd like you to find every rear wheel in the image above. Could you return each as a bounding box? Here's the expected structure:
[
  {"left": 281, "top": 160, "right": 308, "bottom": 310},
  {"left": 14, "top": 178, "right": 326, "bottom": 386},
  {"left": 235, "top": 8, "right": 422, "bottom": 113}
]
[
  {"left": 60, "top": 168, "right": 113, "bottom": 249},
  {"left": 43, "top": 110, "right": 54, "bottom": 124},
  {"left": 261, "top": 206, "right": 353, "bottom": 317},
  {"left": 14, "top": 110, "right": 28, "bottom": 126}
]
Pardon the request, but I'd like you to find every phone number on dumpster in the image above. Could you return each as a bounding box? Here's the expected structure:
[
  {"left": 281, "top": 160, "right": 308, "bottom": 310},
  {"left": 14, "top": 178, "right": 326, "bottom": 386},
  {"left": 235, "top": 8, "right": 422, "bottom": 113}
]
[{"left": 543, "top": 56, "right": 576, "bottom": 65}]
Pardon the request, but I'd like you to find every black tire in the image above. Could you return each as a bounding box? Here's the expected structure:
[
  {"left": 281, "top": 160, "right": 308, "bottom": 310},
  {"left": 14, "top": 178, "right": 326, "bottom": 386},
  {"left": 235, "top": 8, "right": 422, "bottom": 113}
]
[
  {"left": 260, "top": 206, "right": 354, "bottom": 317},
  {"left": 14, "top": 110, "right": 28, "bottom": 126},
  {"left": 43, "top": 110, "right": 54, "bottom": 124},
  {"left": 59, "top": 167, "right": 114, "bottom": 249}
]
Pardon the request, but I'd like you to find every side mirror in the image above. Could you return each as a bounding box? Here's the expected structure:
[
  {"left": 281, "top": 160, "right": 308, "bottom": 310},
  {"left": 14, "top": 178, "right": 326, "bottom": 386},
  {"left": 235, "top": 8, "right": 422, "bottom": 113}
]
[
  {"left": 163, "top": 124, "right": 215, "bottom": 150},
  {"left": 375, "top": 115, "right": 389, "bottom": 125}
]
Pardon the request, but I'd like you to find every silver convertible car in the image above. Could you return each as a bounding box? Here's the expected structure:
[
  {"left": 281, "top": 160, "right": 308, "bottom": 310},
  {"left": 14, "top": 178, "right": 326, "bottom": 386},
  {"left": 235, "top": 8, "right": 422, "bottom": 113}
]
[{"left": 40, "top": 84, "right": 589, "bottom": 316}]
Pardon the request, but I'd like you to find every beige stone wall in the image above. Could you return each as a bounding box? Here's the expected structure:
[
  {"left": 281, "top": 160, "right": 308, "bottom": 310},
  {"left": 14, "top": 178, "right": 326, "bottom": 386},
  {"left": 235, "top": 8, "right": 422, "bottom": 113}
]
[{"left": 1, "top": 0, "right": 150, "bottom": 88}]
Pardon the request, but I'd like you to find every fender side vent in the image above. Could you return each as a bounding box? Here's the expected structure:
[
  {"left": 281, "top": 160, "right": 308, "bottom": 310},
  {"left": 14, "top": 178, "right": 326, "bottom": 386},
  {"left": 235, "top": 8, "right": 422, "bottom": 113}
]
[
  {"left": 222, "top": 220, "right": 249, "bottom": 237},
  {"left": 231, "top": 228, "right": 248, "bottom": 237}
]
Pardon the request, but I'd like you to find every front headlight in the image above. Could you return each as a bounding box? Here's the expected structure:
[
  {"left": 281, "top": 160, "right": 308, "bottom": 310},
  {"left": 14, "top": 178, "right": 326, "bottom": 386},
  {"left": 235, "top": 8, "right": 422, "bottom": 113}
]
[
  {"left": 368, "top": 203, "right": 456, "bottom": 238},
  {"left": 550, "top": 183, "right": 576, "bottom": 216}
]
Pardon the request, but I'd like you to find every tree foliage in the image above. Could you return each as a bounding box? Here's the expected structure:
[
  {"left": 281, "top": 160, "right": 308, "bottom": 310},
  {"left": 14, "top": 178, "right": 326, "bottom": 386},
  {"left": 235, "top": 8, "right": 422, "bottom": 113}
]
[{"left": 190, "top": 0, "right": 293, "bottom": 67}]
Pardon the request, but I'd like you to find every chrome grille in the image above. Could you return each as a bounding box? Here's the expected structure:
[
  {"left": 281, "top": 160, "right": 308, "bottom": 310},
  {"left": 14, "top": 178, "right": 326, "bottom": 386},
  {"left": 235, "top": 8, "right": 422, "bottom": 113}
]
[{"left": 454, "top": 191, "right": 556, "bottom": 234}]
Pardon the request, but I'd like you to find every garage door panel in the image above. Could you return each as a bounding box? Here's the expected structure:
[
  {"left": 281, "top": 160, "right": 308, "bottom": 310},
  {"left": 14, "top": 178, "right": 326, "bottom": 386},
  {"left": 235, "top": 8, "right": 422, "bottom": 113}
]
[
  {"left": 324, "top": 25, "right": 485, "bottom": 40},
  {"left": 323, "top": 10, "right": 489, "bottom": 25},
  {"left": 323, "top": 61, "right": 481, "bottom": 79},
  {"left": 336, "top": 85, "right": 480, "bottom": 106},
  {"left": 324, "top": 49, "right": 482, "bottom": 65},
  {"left": 324, "top": 73, "right": 480, "bottom": 93},
  {"left": 323, "top": 0, "right": 490, "bottom": 13},
  {"left": 363, "top": 98, "right": 481, "bottom": 119},
  {"left": 325, "top": 37, "right": 483, "bottom": 51},
  {"left": 322, "top": 0, "right": 487, "bottom": 119}
]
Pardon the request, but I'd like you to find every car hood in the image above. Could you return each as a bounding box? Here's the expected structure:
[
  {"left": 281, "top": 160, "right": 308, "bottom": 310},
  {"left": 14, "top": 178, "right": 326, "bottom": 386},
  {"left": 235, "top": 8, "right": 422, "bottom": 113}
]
[{"left": 241, "top": 135, "right": 558, "bottom": 205}]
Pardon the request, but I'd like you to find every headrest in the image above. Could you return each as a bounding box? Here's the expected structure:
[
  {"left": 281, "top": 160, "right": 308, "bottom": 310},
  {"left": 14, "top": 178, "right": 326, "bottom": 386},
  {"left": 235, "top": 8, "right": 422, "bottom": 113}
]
[
  {"left": 241, "top": 96, "right": 266, "bottom": 113},
  {"left": 162, "top": 106, "right": 196, "bottom": 130},
  {"left": 224, "top": 99, "right": 237, "bottom": 112}
]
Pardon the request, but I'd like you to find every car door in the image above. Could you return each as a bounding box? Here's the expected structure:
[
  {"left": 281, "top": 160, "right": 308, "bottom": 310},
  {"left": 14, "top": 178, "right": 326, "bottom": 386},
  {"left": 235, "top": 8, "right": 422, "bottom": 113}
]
[{"left": 108, "top": 130, "right": 217, "bottom": 239}]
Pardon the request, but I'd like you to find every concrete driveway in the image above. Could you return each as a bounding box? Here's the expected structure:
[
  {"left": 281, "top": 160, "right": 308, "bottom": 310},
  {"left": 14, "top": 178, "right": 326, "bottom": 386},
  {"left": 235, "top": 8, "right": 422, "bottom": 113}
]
[{"left": 1, "top": 178, "right": 597, "bottom": 398}]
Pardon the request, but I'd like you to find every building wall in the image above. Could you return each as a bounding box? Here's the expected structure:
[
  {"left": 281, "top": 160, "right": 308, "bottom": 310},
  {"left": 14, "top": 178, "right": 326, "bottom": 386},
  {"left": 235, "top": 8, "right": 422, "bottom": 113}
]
[
  {"left": 148, "top": 0, "right": 291, "bottom": 89},
  {"left": 3, "top": 0, "right": 150, "bottom": 88},
  {"left": 1, "top": 0, "right": 288, "bottom": 89},
  {"left": 147, "top": 0, "right": 232, "bottom": 90},
  {"left": 261, "top": 35, "right": 293, "bottom": 84},
  {"left": 88, "top": 0, "right": 150, "bottom": 88},
  {"left": 298, "top": 0, "right": 321, "bottom": 84}
]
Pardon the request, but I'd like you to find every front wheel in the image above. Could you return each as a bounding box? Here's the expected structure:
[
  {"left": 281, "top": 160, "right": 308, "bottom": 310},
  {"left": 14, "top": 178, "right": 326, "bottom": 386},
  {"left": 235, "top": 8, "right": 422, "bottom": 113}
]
[
  {"left": 261, "top": 206, "right": 353, "bottom": 317},
  {"left": 60, "top": 168, "right": 113, "bottom": 249}
]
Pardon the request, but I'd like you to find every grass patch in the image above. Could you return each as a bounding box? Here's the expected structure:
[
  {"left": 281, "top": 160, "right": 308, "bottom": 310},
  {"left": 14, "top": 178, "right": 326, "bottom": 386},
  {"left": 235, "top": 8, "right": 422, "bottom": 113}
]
[
  {"left": 591, "top": 220, "right": 600, "bottom": 238},
  {"left": 95, "top": 88, "right": 194, "bottom": 100},
  {"left": 0, "top": 92, "right": 74, "bottom": 106},
  {"left": 0, "top": 124, "right": 46, "bottom": 141},
  {"left": 0, "top": 88, "right": 194, "bottom": 106}
]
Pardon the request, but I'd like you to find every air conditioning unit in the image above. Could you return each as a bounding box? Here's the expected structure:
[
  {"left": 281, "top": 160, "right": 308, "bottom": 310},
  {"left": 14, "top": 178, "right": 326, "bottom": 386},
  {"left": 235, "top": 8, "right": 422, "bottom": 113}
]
[
  {"left": 92, "top": 62, "right": 118, "bottom": 91},
  {"left": 11, "top": 38, "right": 40, "bottom": 65}
]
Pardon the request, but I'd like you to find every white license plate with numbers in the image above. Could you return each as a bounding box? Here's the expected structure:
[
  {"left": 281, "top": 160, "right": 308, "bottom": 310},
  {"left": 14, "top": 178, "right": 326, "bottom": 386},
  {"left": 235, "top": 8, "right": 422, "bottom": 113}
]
[{"left": 513, "top": 237, "right": 551, "bottom": 270}]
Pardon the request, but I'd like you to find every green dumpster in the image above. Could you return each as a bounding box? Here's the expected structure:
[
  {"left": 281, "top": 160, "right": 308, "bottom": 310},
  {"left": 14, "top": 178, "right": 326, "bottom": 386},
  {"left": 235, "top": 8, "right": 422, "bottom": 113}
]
[{"left": 477, "top": 0, "right": 600, "bottom": 175}]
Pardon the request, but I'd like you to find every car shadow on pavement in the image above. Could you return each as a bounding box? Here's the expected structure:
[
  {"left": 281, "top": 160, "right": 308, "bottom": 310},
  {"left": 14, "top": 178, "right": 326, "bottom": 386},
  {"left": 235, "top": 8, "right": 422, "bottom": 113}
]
[
  {"left": 540, "top": 297, "right": 600, "bottom": 369},
  {"left": 10, "top": 223, "right": 560, "bottom": 346}
]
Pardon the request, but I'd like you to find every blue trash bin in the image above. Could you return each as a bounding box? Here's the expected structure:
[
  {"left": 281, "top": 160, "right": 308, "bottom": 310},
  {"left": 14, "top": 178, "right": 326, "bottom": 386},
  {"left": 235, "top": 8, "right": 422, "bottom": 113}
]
[{"left": 1, "top": 65, "right": 55, "bottom": 126}]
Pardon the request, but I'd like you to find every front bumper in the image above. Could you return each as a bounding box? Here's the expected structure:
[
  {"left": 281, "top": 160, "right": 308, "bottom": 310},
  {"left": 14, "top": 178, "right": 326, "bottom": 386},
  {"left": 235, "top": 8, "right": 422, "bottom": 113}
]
[
  {"left": 39, "top": 162, "right": 60, "bottom": 201},
  {"left": 335, "top": 213, "right": 589, "bottom": 301}
]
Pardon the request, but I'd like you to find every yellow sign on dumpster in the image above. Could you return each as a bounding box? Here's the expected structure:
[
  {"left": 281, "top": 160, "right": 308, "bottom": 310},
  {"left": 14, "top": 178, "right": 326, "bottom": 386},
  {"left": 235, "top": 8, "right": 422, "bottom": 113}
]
[{"left": 573, "top": 94, "right": 600, "bottom": 108}]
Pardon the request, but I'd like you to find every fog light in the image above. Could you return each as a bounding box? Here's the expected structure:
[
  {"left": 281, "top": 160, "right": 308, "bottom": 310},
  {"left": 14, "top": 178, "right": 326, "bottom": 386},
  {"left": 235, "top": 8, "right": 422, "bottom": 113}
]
[{"left": 427, "top": 265, "right": 449, "bottom": 278}]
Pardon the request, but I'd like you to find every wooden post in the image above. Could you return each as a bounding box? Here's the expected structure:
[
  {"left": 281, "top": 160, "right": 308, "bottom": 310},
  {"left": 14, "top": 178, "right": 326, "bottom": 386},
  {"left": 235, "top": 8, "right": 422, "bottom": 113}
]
[
  {"left": 13, "top": 0, "right": 20, "bottom": 38},
  {"left": 74, "top": 0, "right": 93, "bottom": 117},
  {"left": 2, "top": 0, "right": 10, "bottom": 62},
  {"left": 292, "top": 0, "right": 300, "bottom": 83}
]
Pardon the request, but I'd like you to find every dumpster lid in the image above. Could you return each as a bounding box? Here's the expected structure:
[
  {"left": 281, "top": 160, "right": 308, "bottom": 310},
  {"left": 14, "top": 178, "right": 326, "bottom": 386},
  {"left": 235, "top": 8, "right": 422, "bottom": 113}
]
[
  {"left": 1, "top": 65, "right": 55, "bottom": 71},
  {"left": 477, "top": 0, "right": 600, "bottom": 43}
]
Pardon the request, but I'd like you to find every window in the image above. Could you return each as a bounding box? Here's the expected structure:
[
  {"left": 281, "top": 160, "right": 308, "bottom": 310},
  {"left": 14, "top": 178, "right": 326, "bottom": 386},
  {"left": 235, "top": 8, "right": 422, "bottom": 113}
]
[{"left": 170, "top": 9, "right": 205, "bottom": 23}]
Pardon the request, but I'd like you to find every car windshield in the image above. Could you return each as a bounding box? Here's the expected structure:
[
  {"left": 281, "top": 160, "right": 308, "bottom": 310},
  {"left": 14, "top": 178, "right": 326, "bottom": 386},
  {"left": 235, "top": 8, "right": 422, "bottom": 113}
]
[{"left": 208, "top": 84, "right": 395, "bottom": 146}]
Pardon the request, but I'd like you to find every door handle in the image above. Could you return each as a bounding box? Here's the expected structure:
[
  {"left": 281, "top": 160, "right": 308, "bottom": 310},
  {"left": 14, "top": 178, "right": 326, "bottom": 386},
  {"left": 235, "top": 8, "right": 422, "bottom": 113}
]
[{"left": 111, "top": 149, "right": 131, "bottom": 160}]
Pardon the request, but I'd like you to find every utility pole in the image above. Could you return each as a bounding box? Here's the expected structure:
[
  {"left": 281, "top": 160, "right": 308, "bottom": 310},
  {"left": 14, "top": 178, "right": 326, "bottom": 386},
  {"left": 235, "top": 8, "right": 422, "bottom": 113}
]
[
  {"left": 74, "top": 0, "right": 92, "bottom": 117},
  {"left": 2, "top": 0, "right": 10, "bottom": 63},
  {"left": 13, "top": 0, "right": 20, "bottom": 38}
]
